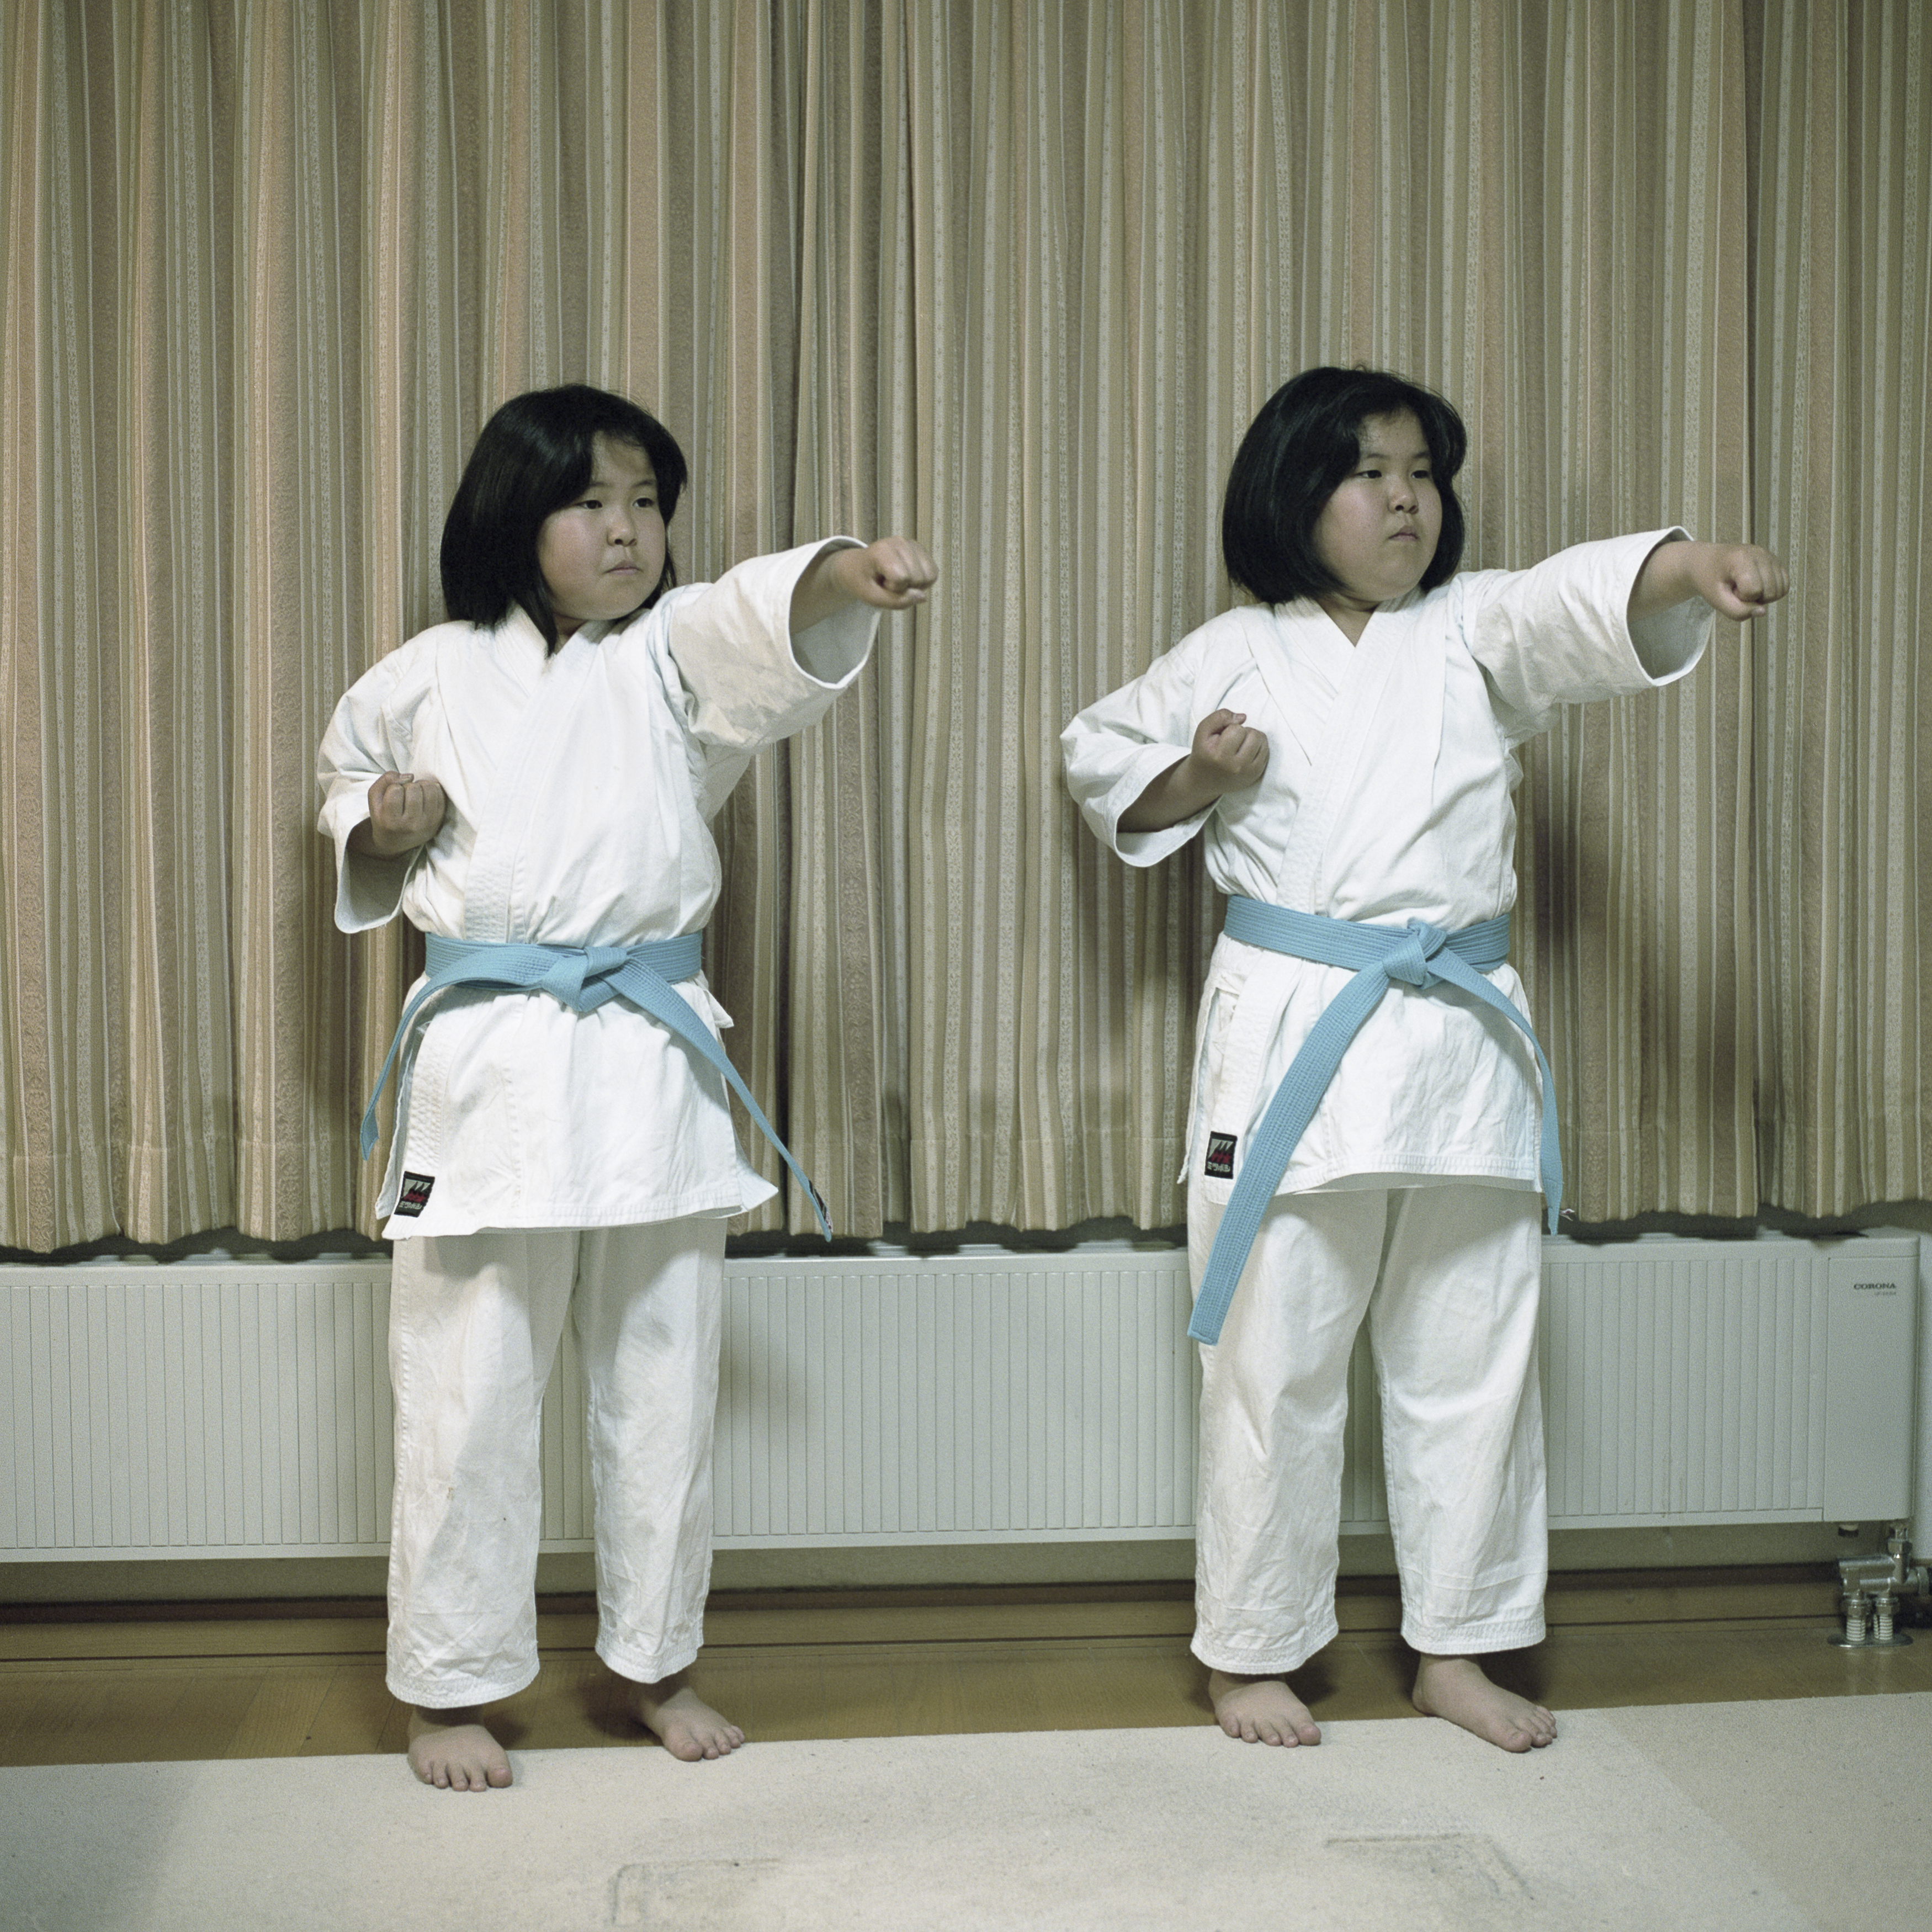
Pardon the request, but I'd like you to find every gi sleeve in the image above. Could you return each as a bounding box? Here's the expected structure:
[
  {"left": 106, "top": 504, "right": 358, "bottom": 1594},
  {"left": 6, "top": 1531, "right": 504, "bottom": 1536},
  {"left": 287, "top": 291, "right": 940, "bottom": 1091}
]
[
  {"left": 1061, "top": 637, "right": 1209, "bottom": 868},
  {"left": 1463, "top": 527, "right": 1712, "bottom": 745},
  {"left": 646, "top": 539, "right": 880, "bottom": 821},
  {"left": 315, "top": 641, "right": 433, "bottom": 933},
  {"left": 662, "top": 539, "right": 878, "bottom": 747}
]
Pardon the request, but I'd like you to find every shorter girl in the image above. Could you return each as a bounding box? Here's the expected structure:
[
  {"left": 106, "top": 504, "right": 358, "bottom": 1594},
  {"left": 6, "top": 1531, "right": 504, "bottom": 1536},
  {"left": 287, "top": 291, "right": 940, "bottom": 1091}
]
[
  {"left": 319, "top": 384, "right": 933, "bottom": 1789},
  {"left": 1063, "top": 367, "right": 1784, "bottom": 1753}
]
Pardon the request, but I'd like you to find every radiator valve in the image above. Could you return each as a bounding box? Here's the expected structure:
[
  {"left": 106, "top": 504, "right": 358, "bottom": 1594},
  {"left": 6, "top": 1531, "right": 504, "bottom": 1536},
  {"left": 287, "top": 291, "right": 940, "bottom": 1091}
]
[{"left": 1830, "top": 1527, "right": 1925, "bottom": 1648}]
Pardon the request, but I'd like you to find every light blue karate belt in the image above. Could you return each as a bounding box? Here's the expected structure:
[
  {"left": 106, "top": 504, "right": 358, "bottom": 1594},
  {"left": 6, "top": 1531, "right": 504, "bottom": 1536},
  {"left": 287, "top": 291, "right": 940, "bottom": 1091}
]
[
  {"left": 1187, "top": 896, "right": 1561, "bottom": 1347},
  {"left": 358, "top": 930, "right": 831, "bottom": 1240}
]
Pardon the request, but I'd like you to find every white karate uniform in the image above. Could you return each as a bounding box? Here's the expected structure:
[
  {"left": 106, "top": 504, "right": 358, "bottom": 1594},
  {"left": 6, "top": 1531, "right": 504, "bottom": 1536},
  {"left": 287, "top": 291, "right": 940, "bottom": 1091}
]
[
  {"left": 385, "top": 1219, "right": 726, "bottom": 1703},
  {"left": 1063, "top": 531, "right": 1710, "bottom": 1669},
  {"left": 319, "top": 540, "right": 875, "bottom": 1702}
]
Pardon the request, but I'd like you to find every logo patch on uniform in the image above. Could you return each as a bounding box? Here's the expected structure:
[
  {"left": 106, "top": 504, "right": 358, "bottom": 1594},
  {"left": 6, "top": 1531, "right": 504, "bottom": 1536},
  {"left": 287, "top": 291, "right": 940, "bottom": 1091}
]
[
  {"left": 396, "top": 1172, "right": 435, "bottom": 1217},
  {"left": 1204, "top": 1133, "right": 1238, "bottom": 1180}
]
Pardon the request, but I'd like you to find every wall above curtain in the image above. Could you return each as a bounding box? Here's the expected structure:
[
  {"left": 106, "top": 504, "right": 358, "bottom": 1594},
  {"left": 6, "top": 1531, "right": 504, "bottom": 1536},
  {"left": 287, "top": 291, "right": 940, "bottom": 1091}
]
[{"left": 1, "top": 1, "right": 1925, "bottom": 1251}]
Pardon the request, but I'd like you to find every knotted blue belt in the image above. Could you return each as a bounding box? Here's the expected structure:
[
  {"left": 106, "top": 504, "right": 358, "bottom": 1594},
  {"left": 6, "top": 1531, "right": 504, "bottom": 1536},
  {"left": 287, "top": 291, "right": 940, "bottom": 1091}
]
[
  {"left": 1187, "top": 896, "right": 1561, "bottom": 1346},
  {"left": 359, "top": 930, "right": 831, "bottom": 1239}
]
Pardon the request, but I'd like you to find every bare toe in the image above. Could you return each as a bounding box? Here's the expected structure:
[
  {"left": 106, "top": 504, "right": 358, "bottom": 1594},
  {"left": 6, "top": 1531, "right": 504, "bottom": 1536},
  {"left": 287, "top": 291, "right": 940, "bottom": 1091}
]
[
  {"left": 1208, "top": 1670, "right": 1322, "bottom": 1747},
  {"left": 406, "top": 1707, "right": 512, "bottom": 1790},
  {"left": 633, "top": 1672, "right": 745, "bottom": 1760},
  {"left": 1412, "top": 1655, "right": 1556, "bottom": 1755}
]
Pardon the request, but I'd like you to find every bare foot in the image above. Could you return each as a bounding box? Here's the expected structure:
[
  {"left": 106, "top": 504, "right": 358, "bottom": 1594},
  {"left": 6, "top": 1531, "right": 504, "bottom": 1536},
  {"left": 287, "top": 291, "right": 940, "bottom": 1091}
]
[
  {"left": 1411, "top": 1654, "right": 1556, "bottom": 1752},
  {"left": 633, "top": 1670, "right": 745, "bottom": 1760},
  {"left": 1208, "top": 1669, "right": 1323, "bottom": 1746},
  {"left": 406, "top": 1705, "right": 512, "bottom": 1790}
]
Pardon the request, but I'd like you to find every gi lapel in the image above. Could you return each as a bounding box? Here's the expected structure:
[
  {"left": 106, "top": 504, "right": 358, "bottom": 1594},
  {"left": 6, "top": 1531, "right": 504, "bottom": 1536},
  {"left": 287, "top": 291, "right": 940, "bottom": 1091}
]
[
  {"left": 1206, "top": 597, "right": 1445, "bottom": 1163},
  {"left": 1275, "top": 601, "right": 1425, "bottom": 914},
  {"left": 460, "top": 620, "right": 602, "bottom": 943},
  {"left": 1237, "top": 602, "right": 1347, "bottom": 775}
]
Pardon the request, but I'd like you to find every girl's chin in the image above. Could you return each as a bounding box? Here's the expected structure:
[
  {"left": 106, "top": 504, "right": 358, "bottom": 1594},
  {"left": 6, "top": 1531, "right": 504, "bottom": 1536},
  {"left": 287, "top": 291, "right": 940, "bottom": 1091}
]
[{"left": 555, "top": 595, "right": 652, "bottom": 629}]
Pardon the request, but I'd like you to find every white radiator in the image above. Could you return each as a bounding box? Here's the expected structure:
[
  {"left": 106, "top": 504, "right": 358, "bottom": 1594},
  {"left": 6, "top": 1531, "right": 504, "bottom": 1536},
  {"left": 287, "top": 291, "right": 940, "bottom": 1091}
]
[{"left": 1, "top": 1235, "right": 1920, "bottom": 1561}]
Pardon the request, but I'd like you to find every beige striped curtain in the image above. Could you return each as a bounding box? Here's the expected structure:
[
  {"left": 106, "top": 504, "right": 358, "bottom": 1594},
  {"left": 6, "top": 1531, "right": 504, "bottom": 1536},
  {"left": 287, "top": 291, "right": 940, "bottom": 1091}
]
[
  {"left": 1751, "top": 0, "right": 1931, "bottom": 1209},
  {"left": 1, "top": 1, "right": 1926, "bottom": 1251}
]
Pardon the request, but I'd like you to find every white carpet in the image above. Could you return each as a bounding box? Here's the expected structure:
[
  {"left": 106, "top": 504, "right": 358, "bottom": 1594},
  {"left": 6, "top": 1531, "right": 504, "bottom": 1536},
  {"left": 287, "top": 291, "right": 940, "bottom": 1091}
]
[{"left": 4, "top": 1696, "right": 1925, "bottom": 1931}]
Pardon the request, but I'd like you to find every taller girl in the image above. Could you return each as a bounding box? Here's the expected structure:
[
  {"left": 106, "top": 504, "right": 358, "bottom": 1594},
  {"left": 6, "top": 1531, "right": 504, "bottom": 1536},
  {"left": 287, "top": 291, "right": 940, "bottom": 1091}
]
[
  {"left": 1063, "top": 365, "right": 1784, "bottom": 1753},
  {"left": 320, "top": 384, "right": 933, "bottom": 1788}
]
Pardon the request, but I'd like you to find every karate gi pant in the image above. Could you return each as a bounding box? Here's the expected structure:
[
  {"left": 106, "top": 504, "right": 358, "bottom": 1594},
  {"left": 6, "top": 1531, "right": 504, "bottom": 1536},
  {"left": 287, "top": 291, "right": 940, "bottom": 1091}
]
[
  {"left": 385, "top": 1217, "right": 726, "bottom": 1708},
  {"left": 1189, "top": 1182, "right": 1547, "bottom": 1674}
]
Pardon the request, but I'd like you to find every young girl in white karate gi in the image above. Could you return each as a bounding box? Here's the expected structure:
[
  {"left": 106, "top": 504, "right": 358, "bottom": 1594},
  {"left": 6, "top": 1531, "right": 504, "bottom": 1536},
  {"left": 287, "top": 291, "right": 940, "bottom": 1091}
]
[
  {"left": 319, "top": 384, "right": 934, "bottom": 1790},
  {"left": 1062, "top": 366, "right": 1785, "bottom": 1753}
]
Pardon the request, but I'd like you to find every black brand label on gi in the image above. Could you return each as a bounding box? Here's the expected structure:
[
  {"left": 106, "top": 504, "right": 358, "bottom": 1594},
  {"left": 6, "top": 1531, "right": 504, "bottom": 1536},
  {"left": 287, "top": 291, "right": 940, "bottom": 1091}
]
[
  {"left": 396, "top": 1172, "right": 435, "bottom": 1217},
  {"left": 1204, "top": 1133, "right": 1238, "bottom": 1180}
]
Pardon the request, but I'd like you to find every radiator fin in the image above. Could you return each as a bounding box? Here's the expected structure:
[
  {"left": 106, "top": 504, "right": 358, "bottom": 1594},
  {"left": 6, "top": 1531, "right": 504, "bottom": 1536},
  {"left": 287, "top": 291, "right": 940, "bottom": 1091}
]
[
  {"left": 5, "top": 1270, "right": 392, "bottom": 1555},
  {"left": 704, "top": 1263, "right": 1198, "bottom": 1544},
  {"left": 1538, "top": 1246, "right": 1831, "bottom": 1527}
]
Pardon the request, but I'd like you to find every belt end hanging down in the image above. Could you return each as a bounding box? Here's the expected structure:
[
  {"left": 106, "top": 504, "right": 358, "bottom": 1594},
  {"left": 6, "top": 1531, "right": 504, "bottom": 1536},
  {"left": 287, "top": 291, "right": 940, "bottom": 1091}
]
[
  {"left": 1538, "top": 1091, "right": 1563, "bottom": 1236},
  {"left": 1186, "top": 1252, "right": 1240, "bottom": 1347}
]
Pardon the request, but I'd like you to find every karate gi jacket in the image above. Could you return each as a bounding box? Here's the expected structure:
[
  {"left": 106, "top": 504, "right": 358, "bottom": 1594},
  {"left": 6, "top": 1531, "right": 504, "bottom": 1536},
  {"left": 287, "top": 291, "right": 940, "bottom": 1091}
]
[
  {"left": 318, "top": 540, "right": 876, "bottom": 1238},
  {"left": 1061, "top": 530, "right": 1711, "bottom": 1204}
]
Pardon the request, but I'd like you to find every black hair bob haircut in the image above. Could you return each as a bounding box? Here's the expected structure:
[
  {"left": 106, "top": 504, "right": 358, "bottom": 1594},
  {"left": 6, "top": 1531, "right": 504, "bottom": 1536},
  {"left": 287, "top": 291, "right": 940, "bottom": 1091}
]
[
  {"left": 440, "top": 383, "right": 689, "bottom": 650},
  {"left": 1220, "top": 365, "right": 1468, "bottom": 607}
]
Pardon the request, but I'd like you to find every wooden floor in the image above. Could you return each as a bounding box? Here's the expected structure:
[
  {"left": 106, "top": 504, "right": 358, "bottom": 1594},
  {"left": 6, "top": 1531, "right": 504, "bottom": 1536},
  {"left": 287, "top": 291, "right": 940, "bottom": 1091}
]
[{"left": 4, "top": 1570, "right": 1928, "bottom": 1767}]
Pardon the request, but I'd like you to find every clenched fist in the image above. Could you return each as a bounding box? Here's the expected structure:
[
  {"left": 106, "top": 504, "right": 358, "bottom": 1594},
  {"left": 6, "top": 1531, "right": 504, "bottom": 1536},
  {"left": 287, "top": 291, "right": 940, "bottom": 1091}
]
[
  {"left": 790, "top": 536, "right": 938, "bottom": 630},
  {"left": 1631, "top": 539, "right": 1791, "bottom": 623},
  {"left": 829, "top": 537, "right": 938, "bottom": 610},
  {"left": 1188, "top": 708, "right": 1270, "bottom": 794},
  {"left": 1117, "top": 709, "right": 1271, "bottom": 835},
  {"left": 350, "top": 771, "right": 448, "bottom": 859}
]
